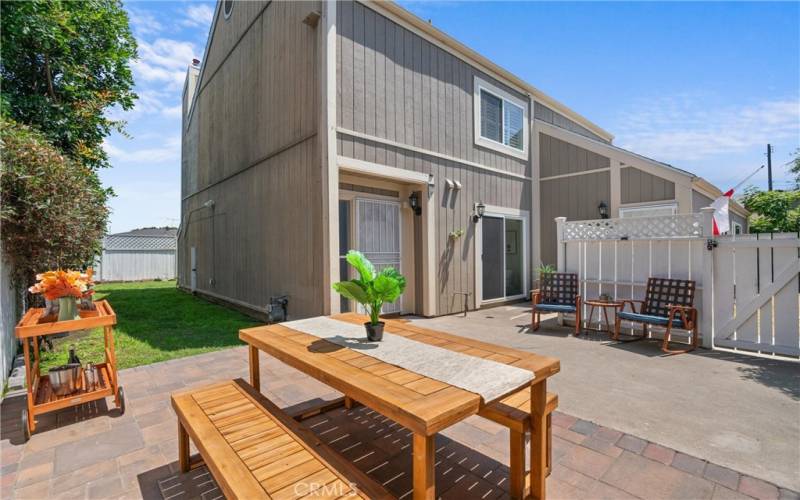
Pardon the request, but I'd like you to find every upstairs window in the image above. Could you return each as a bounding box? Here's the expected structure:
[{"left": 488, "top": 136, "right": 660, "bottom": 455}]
[
  {"left": 474, "top": 77, "right": 528, "bottom": 159},
  {"left": 224, "top": 0, "right": 234, "bottom": 19}
]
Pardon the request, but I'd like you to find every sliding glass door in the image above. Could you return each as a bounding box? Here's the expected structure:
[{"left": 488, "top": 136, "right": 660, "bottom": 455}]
[{"left": 481, "top": 214, "right": 526, "bottom": 302}]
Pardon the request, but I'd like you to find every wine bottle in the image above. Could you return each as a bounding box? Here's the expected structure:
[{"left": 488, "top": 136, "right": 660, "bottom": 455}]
[{"left": 67, "top": 345, "right": 80, "bottom": 365}]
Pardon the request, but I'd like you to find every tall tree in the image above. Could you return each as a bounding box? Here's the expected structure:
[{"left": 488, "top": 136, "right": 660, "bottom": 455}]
[
  {"left": 789, "top": 148, "right": 800, "bottom": 189},
  {"left": 0, "top": 0, "right": 137, "bottom": 170}
]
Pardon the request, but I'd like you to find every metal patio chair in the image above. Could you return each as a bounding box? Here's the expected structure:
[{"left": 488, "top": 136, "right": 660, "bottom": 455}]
[
  {"left": 531, "top": 273, "right": 581, "bottom": 335},
  {"left": 614, "top": 277, "right": 699, "bottom": 354}
]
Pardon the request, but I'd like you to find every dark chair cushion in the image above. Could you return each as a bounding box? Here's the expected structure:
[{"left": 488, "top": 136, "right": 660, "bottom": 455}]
[
  {"left": 618, "top": 311, "right": 685, "bottom": 327},
  {"left": 534, "top": 303, "right": 577, "bottom": 313}
]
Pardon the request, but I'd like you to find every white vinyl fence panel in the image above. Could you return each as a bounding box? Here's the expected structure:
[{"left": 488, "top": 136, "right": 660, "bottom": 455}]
[
  {"left": 559, "top": 214, "right": 707, "bottom": 342},
  {"left": 712, "top": 233, "right": 800, "bottom": 357},
  {"left": 1, "top": 251, "right": 19, "bottom": 383}
]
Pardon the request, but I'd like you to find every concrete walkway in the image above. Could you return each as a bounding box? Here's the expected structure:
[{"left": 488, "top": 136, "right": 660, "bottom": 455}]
[{"left": 410, "top": 304, "right": 800, "bottom": 492}]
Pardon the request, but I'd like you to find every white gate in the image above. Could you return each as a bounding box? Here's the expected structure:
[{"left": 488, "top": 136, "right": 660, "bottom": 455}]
[
  {"left": 557, "top": 208, "right": 800, "bottom": 358},
  {"left": 356, "top": 198, "right": 402, "bottom": 314},
  {"left": 712, "top": 233, "right": 800, "bottom": 357}
]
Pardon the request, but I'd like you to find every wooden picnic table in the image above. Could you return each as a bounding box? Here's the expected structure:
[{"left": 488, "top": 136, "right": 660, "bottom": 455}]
[{"left": 240, "top": 313, "right": 560, "bottom": 500}]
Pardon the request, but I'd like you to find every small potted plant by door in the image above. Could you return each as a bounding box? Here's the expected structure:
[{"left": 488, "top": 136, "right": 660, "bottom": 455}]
[{"left": 333, "top": 250, "right": 406, "bottom": 341}]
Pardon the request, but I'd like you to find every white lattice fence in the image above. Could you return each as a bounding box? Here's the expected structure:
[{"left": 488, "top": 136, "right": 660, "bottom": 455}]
[{"left": 559, "top": 215, "right": 706, "bottom": 340}]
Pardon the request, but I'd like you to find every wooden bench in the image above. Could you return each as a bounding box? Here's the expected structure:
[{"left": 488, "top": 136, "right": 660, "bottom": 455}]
[
  {"left": 171, "top": 379, "right": 391, "bottom": 499},
  {"left": 478, "top": 390, "right": 559, "bottom": 497}
]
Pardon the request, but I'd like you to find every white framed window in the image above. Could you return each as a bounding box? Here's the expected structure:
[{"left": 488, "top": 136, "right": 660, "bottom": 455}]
[
  {"left": 473, "top": 77, "right": 528, "bottom": 160},
  {"left": 223, "top": 0, "right": 234, "bottom": 19},
  {"left": 619, "top": 203, "right": 678, "bottom": 218},
  {"left": 733, "top": 221, "right": 743, "bottom": 235}
]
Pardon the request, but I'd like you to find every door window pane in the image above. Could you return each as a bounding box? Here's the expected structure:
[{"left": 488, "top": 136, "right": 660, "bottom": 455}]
[
  {"left": 480, "top": 90, "right": 502, "bottom": 143},
  {"left": 338, "top": 200, "right": 350, "bottom": 312},
  {"left": 505, "top": 218, "right": 523, "bottom": 296},
  {"left": 482, "top": 216, "right": 505, "bottom": 300}
]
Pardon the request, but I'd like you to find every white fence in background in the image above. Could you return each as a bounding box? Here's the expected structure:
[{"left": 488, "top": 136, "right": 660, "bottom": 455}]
[{"left": 557, "top": 208, "right": 800, "bottom": 359}]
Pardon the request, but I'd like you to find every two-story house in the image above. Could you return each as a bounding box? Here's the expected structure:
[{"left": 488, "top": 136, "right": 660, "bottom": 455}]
[{"left": 179, "top": 0, "right": 748, "bottom": 319}]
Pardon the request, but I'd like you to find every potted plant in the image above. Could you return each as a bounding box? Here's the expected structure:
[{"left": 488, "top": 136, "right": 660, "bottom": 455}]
[
  {"left": 532, "top": 263, "right": 557, "bottom": 293},
  {"left": 29, "top": 269, "right": 94, "bottom": 321},
  {"left": 332, "top": 250, "right": 406, "bottom": 341}
]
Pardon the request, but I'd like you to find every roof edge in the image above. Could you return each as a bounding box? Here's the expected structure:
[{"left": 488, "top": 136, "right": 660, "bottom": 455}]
[{"left": 373, "top": 1, "right": 615, "bottom": 143}]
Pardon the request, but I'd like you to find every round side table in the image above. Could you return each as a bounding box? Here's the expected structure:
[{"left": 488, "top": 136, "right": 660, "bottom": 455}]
[{"left": 583, "top": 299, "right": 624, "bottom": 336}]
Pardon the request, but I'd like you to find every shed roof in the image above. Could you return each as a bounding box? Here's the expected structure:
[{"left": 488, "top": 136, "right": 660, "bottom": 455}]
[{"left": 104, "top": 227, "right": 177, "bottom": 251}]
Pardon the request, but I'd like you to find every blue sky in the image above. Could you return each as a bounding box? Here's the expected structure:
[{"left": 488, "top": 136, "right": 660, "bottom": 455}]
[{"left": 103, "top": 1, "right": 799, "bottom": 233}]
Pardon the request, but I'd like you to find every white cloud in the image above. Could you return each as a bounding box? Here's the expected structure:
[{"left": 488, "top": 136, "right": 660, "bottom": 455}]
[
  {"left": 127, "top": 8, "right": 163, "bottom": 36},
  {"left": 132, "top": 38, "right": 197, "bottom": 90},
  {"left": 104, "top": 136, "right": 181, "bottom": 165},
  {"left": 182, "top": 4, "right": 215, "bottom": 28},
  {"left": 614, "top": 95, "right": 800, "bottom": 162}
]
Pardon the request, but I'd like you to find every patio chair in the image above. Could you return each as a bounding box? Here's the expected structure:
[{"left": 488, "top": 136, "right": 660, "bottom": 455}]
[
  {"left": 531, "top": 273, "right": 581, "bottom": 335},
  {"left": 614, "top": 277, "right": 699, "bottom": 354}
]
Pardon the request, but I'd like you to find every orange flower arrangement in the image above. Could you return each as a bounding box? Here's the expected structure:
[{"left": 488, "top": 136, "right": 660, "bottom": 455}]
[{"left": 29, "top": 269, "right": 94, "bottom": 301}]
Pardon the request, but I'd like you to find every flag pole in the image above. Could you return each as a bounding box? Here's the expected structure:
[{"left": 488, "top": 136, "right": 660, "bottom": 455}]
[{"left": 730, "top": 165, "right": 765, "bottom": 193}]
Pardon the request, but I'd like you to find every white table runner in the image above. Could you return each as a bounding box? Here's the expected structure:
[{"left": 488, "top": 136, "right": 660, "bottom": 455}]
[{"left": 282, "top": 317, "right": 534, "bottom": 403}]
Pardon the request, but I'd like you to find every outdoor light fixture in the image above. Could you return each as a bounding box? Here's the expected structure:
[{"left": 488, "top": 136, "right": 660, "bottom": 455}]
[
  {"left": 598, "top": 201, "right": 609, "bottom": 219},
  {"left": 408, "top": 192, "right": 422, "bottom": 216},
  {"left": 472, "top": 202, "right": 486, "bottom": 222}
]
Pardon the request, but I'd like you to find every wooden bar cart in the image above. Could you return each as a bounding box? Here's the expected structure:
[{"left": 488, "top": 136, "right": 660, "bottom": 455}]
[{"left": 14, "top": 300, "right": 124, "bottom": 441}]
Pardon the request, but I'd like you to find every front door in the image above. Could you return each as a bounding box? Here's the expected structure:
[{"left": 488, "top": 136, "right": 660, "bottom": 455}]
[{"left": 355, "top": 198, "right": 402, "bottom": 314}]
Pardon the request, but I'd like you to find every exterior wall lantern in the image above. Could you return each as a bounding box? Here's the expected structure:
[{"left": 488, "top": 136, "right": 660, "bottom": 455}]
[
  {"left": 598, "top": 201, "right": 609, "bottom": 219},
  {"left": 472, "top": 202, "right": 486, "bottom": 223},
  {"left": 408, "top": 192, "right": 422, "bottom": 216}
]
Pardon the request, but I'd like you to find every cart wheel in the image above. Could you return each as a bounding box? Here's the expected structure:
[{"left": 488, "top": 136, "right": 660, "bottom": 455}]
[
  {"left": 21, "top": 409, "right": 30, "bottom": 442},
  {"left": 117, "top": 386, "right": 125, "bottom": 415}
]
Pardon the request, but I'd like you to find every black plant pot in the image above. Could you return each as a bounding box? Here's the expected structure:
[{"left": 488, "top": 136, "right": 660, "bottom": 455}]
[{"left": 364, "top": 321, "right": 384, "bottom": 341}]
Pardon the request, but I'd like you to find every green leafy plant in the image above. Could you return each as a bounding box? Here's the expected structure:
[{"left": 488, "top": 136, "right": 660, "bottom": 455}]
[
  {"left": 449, "top": 228, "right": 465, "bottom": 239},
  {"left": 535, "top": 263, "right": 557, "bottom": 278},
  {"left": 333, "top": 250, "right": 406, "bottom": 325},
  {"left": 741, "top": 187, "right": 800, "bottom": 233}
]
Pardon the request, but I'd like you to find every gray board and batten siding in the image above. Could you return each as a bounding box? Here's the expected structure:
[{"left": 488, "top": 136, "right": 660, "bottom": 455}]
[
  {"left": 620, "top": 166, "right": 676, "bottom": 205},
  {"left": 534, "top": 102, "right": 609, "bottom": 144},
  {"left": 336, "top": 0, "right": 532, "bottom": 314},
  {"left": 180, "top": 0, "right": 327, "bottom": 318},
  {"left": 539, "top": 132, "right": 611, "bottom": 266}
]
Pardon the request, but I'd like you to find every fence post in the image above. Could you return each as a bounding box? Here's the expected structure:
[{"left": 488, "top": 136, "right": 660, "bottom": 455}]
[
  {"left": 700, "top": 207, "right": 715, "bottom": 349},
  {"left": 556, "top": 217, "right": 567, "bottom": 272}
]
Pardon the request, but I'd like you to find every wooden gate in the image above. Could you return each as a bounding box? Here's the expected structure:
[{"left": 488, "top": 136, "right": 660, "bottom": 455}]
[{"left": 712, "top": 233, "right": 800, "bottom": 357}]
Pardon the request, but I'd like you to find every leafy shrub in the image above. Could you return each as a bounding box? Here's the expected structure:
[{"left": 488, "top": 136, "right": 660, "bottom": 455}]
[
  {"left": 1, "top": 119, "right": 110, "bottom": 291},
  {"left": 741, "top": 187, "right": 800, "bottom": 233}
]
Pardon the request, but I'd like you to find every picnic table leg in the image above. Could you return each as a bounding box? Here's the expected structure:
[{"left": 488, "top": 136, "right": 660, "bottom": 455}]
[
  {"left": 178, "top": 421, "right": 190, "bottom": 473},
  {"left": 413, "top": 433, "right": 435, "bottom": 500},
  {"left": 530, "top": 380, "right": 547, "bottom": 500},
  {"left": 509, "top": 429, "right": 525, "bottom": 499},
  {"left": 249, "top": 345, "right": 260, "bottom": 392}
]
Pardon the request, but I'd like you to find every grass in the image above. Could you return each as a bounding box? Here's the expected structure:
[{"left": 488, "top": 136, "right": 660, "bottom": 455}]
[{"left": 40, "top": 280, "right": 261, "bottom": 372}]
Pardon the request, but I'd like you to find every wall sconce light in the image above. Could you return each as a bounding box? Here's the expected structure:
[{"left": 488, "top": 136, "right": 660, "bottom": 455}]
[
  {"left": 472, "top": 202, "right": 486, "bottom": 223},
  {"left": 598, "top": 201, "right": 609, "bottom": 219},
  {"left": 409, "top": 192, "right": 422, "bottom": 216}
]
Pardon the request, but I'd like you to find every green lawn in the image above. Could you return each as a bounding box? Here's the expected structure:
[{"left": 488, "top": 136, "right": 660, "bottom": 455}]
[{"left": 40, "top": 280, "right": 261, "bottom": 371}]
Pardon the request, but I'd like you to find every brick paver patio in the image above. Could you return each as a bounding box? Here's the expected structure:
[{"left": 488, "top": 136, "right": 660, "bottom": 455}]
[{"left": 1, "top": 347, "right": 797, "bottom": 499}]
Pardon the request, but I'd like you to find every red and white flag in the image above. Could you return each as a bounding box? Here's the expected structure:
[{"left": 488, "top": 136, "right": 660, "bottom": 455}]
[{"left": 711, "top": 189, "right": 734, "bottom": 236}]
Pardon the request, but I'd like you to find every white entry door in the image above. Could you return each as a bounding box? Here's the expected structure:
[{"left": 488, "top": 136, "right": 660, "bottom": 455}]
[{"left": 355, "top": 198, "right": 402, "bottom": 314}]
